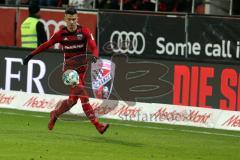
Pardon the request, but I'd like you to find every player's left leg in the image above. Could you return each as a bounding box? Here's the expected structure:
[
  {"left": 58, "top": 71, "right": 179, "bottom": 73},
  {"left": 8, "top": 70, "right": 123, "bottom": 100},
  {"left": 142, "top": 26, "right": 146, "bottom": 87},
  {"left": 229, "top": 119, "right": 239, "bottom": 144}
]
[
  {"left": 78, "top": 72, "right": 109, "bottom": 134},
  {"left": 80, "top": 93, "right": 109, "bottom": 134}
]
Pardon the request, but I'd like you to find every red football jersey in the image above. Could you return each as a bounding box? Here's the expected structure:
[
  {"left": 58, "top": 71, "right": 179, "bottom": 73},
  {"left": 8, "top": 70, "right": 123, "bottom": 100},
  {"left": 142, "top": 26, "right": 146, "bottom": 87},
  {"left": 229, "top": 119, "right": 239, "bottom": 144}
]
[{"left": 31, "top": 25, "right": 98, "bottom": 71}]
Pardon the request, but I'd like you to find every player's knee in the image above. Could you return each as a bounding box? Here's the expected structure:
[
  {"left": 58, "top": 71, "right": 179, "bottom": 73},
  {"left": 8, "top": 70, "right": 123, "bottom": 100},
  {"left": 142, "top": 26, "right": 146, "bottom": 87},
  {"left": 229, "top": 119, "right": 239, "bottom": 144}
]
[{"left": 67, "top": 99, "right": 78, "bottom": 107}]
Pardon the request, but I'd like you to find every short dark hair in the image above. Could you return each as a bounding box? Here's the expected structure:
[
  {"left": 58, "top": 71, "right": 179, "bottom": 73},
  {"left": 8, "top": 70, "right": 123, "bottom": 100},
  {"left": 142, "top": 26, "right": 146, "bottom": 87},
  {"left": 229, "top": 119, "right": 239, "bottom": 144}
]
[{"left": 65, "top": 7, "right": 77, "bottom": 15}]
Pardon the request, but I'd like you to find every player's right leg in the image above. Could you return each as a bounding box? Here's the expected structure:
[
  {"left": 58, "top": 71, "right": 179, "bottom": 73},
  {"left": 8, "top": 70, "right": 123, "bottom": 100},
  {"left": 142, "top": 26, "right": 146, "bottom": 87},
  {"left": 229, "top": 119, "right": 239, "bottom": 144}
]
[{"left": 48, "top": 97, "right": 77, "bottom": 130}]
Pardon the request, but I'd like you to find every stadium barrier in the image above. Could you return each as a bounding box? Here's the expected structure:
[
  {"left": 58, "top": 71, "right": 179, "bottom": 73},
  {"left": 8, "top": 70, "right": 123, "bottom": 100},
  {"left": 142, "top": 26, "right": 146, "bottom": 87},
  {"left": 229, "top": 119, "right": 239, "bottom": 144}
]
[
  {"left": 98, "top": 11, "right": 240, "bottom": 112},
  {"left": 0, "top": 47, "right": 240, "bottom": 111},
  {"left": 1, "top": 89, "right": 240, "bottom": 131}
]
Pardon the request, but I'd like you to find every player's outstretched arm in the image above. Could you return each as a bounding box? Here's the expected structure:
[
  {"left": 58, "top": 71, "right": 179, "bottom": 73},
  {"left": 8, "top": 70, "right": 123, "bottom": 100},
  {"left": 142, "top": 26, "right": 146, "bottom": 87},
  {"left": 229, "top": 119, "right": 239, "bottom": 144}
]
[{"left": 23, "top": 41, "right": 52, "bottom": 65}]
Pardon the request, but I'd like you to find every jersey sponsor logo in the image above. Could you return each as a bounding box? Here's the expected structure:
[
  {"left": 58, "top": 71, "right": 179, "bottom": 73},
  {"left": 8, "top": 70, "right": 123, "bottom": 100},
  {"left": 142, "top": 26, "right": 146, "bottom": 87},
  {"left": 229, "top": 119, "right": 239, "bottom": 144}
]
[
  {"left": 64, "top": 44, "right": 84, "bottom": 49},
  {"left": 110, "top": 31, "right": 145, "bottom": 55},
  {"left": 91, "top": 59, "right": 115, "bottom": 99},
  {"left": 77, "top": 33, "right": 83, "bottom": 40}
]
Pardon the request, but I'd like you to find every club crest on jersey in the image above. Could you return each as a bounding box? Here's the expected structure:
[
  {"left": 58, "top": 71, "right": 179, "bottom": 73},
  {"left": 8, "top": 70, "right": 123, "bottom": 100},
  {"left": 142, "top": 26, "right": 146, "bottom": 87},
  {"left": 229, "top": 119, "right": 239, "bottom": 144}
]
[
  {"left": 76, "top": 33, "right": 83, "bottom": 40},
  {"left": 91, "top": 59, "right": 115, "bottom": 99}
]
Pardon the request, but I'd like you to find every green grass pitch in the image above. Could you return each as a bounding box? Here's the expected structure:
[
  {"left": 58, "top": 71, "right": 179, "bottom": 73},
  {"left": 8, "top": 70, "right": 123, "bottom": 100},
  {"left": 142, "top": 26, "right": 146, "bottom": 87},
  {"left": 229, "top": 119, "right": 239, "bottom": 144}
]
[{"left": 0, "top": 108, "right": 240, "bottom": 160}]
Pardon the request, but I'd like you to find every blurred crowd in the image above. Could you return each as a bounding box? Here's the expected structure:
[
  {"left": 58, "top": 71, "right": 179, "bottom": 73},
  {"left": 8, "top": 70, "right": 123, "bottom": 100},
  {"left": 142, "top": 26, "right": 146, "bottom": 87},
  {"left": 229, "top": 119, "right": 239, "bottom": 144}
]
[
  {"left": 0, "top": 0, "right": 63, "bottom": 6},
  {"left": 97, "top": 0, "right": 204, "bottom": 12},
  {"left": 0, "top": 0, "right": 204, "bottom": 12}
]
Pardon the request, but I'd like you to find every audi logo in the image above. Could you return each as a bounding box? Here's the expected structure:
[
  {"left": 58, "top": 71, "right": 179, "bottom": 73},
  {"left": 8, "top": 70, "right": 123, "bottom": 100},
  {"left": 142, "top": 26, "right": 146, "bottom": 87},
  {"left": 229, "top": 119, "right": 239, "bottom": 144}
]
[{"left": 110, "top": 31, "right": 145, "bottom": 55}]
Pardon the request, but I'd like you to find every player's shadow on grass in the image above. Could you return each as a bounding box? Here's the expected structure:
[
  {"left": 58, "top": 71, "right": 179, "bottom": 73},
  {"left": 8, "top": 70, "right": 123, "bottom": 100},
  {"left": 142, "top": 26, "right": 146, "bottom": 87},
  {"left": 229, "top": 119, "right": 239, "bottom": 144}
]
[
  {"left": 87, "top": 136, "right": 144, "bottom": 147},
  {"left": 53, "top": 132, "right": 144, "bottom": 147},
  {"left": 59, "top": 114, "right": 88, "bottom": 121}
]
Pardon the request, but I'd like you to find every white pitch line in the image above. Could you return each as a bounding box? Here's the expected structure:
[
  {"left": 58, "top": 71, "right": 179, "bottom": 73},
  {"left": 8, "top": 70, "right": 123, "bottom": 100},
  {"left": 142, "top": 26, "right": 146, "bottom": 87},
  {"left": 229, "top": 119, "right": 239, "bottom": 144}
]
[
  {"left": 32, "top": 115, "right": 47, "bottom": 118},
  {"left": 109, "top": 122, "right": 240, "bottom": 138},
  {"left": 0, "top": 111, "right": 47, "bottom": 118},
  {"left": 1, "top": 111, "right": 240, "bottom": 138}
]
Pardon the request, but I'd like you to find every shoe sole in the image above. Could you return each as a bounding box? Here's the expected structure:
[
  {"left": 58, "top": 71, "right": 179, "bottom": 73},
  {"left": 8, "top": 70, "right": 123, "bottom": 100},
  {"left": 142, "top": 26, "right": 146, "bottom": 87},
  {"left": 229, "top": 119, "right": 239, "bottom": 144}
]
[{"left": 100, "top": 124, "right": 110, "bottom": 135}]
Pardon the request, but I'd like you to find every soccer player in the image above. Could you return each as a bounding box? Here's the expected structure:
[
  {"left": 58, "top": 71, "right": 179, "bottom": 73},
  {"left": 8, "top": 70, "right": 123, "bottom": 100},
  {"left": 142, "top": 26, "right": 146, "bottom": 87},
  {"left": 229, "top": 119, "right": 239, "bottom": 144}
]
[{"left": 23, "top": 7, "right": 109, "bottom": 134}]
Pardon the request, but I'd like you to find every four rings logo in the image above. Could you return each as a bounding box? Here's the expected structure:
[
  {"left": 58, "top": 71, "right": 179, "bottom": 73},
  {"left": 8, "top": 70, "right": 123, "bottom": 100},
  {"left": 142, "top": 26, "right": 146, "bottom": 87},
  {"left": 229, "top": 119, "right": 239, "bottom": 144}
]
[{"left": 110, "top": 31, "right": 145, "bottom": 55}]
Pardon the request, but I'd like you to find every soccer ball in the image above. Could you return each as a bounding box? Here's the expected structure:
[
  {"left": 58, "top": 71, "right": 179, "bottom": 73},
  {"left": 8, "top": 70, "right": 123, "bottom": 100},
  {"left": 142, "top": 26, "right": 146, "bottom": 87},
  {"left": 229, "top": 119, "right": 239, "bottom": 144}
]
[{"left": 62, "top": 69, "right": 79, "bottom": 86}]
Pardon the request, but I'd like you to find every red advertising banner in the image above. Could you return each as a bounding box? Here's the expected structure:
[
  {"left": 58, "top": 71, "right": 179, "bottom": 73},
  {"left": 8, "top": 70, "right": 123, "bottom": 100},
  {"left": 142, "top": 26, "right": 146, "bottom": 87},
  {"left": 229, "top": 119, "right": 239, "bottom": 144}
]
[
  {"left": 0, "top": 7, "right": 16, "bottom": 46},
  {"left": 173, "top": 64, "right": 240, "bottom": 111},
  {"left": 16, "top": 8, "right": 97, "bottom": 48}
]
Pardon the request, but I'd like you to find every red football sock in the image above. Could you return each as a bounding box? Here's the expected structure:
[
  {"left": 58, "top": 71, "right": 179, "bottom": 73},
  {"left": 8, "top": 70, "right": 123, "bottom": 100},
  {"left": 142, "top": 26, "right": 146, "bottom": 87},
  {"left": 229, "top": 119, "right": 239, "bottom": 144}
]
[{"left": 82, "top": 103, "right": 100, "bottom": 126}]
